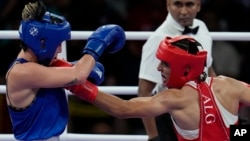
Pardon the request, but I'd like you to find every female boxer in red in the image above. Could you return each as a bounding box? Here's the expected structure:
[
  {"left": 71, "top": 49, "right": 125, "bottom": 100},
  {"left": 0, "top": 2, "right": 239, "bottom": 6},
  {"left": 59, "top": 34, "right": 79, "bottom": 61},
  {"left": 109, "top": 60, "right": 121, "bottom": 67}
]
[{"left": 67, "top": 35, "right": 249, "bottom": 141}]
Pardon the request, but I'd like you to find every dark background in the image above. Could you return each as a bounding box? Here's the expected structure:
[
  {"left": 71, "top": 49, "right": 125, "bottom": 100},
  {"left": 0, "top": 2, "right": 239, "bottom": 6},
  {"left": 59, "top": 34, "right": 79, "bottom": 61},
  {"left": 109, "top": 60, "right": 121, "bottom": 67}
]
[{"left": 1, "top": 0, "right": 250, "bottom": 134}]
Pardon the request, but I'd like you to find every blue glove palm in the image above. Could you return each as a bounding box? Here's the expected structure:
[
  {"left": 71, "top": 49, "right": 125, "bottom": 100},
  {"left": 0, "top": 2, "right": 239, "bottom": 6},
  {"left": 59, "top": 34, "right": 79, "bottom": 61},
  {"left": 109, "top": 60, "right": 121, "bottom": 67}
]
[{"left": 88, "top": 62, "right": 105, "bottom": 85}]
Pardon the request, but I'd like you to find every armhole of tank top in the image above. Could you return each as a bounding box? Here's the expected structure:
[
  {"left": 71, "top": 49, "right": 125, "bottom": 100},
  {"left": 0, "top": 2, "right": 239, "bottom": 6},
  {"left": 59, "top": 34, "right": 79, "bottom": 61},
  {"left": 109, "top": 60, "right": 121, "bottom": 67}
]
[
  {"left": 6, "top": 58, "right": 29, "bottom": 110},
  {"left": 6, "top": 61, "right": 19, "bottom": 108}
]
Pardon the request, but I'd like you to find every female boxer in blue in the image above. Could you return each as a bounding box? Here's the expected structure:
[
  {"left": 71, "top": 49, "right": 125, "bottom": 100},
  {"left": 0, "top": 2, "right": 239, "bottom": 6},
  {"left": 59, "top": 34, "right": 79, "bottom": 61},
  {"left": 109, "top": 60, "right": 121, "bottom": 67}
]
[{"left": 5, "top": 1, "right": 125, "bottom": 140}]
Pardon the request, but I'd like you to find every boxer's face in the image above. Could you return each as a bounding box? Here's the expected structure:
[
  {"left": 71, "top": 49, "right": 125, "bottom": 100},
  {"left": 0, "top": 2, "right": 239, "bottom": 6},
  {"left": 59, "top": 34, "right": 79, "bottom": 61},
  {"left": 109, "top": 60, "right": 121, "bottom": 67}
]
[
  {"left": 50, "top": 44, "right": 62, "bottom": 64},
  {"left": 158, "top": 61, "right": 171, "bottom": 85},
  {"left": 166, "top": 0, "right": 201, "bottom": 27}
]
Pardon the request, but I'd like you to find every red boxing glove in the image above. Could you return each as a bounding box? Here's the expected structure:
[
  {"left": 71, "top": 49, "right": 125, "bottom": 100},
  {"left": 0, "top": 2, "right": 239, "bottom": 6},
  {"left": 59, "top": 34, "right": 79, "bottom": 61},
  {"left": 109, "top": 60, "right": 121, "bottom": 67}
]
[
  {"left": 65, "top": 81, "right": 98, "bottom": 103},
  {"left": 51, "top": 59, "right": 98, "bottom": 102},
  {"left": 50, "top": 58, "right": 73, "bottom": 67}
]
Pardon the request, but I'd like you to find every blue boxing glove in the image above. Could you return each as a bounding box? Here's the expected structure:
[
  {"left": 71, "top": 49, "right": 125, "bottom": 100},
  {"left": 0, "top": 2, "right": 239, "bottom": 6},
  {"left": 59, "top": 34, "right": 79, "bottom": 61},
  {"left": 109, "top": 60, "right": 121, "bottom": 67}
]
[
  {"left": 82, "top": 24, "right": 126, "bottom": 61},
  {"left": 88, "top": 62, "right": 104, "bottom": 85}
]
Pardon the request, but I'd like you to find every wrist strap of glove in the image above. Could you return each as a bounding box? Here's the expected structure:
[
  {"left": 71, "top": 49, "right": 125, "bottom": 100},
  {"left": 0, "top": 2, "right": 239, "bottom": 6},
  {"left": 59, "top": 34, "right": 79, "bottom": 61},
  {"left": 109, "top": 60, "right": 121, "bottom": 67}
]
[{"left": 65, "top": 81, "right": 98, "bottom": 103}]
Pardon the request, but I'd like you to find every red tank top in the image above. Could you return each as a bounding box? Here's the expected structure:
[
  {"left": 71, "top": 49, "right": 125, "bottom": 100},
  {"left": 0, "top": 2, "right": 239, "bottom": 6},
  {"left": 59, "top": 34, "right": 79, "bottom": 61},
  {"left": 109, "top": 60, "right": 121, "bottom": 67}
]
[{"left": 175, "top": 78, "right": 233, "bottom": 141}]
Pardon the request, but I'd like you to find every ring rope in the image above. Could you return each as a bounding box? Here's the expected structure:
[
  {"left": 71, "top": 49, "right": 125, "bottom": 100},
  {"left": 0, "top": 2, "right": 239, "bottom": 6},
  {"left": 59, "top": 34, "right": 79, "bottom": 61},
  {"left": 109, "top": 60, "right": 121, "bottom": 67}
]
[{"left": 1, "top": 30, "right": 250, "bottom": 41}]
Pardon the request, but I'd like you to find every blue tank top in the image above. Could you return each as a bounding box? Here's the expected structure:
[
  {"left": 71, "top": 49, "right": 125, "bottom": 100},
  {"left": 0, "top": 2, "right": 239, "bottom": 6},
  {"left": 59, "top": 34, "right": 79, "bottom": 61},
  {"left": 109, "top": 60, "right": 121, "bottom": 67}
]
[{"left": 7, "top": 58, "right": 69, "bottom": 140}]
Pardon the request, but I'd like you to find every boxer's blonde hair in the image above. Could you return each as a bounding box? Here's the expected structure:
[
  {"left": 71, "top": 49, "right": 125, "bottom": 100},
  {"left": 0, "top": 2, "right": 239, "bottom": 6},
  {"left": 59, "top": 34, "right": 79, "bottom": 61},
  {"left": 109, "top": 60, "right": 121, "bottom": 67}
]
[{"left": 22, "top": 1, "right": 46, "bottom": 21}]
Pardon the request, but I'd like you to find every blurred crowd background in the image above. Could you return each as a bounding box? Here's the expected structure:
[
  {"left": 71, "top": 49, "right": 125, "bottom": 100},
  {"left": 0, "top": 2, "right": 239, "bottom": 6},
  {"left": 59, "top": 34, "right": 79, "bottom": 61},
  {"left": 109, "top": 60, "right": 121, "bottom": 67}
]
[{"left": 1, "top": 0, "right": 250, "bottom": 135}]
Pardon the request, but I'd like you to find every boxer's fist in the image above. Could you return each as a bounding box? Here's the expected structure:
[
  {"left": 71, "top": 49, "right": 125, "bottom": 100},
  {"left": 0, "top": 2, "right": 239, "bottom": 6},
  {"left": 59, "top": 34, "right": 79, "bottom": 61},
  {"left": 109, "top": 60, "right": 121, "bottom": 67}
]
[
  {"left": 82, "top": 24, "right": 126, "bottom": 61},
  {"left": 65, "top": 80, "right": 98, "bottom": 103}
]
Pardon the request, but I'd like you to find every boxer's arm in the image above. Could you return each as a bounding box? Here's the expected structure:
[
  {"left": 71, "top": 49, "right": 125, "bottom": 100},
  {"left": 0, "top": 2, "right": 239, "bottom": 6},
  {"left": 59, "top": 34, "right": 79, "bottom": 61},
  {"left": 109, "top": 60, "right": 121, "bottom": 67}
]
[{"left": 50, "top": 59, "right": 104, "bottom": 102}]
